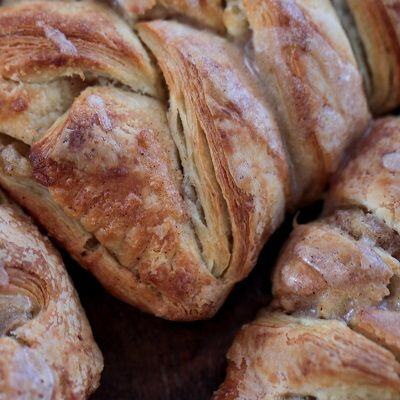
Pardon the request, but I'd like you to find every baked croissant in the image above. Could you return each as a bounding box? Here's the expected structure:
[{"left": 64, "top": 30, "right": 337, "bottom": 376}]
[
  {"left": 226, "top": 0, "right": 400, "bottom": 117},
  {"left": 0, "top": 190, "right": 102, "bottom": 399},
  {"left": 1, "top": 0, "right": 395, "bottom": 320},
  {"left": 225, "top": 0, "right": 370, "bottom": 203},
  {"left": 215, "top": 118, "right": 400, "bottom": 399},
  {"left": 332, "top": 0, "right": 400, "bottom": 115}
]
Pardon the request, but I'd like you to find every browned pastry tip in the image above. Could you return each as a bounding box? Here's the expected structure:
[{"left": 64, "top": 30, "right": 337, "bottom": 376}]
[
  {"left": 213, "top": 312, "right": 400, "bottom": 400},
  {"left": 225, "top": 0, "right": 370, "bottom": 204},
  {"left": 272, "top": 210, "right": 399, "bottom": 319},
  {"left": 0, "top": 190, "right": 103, "bottom": 399}
]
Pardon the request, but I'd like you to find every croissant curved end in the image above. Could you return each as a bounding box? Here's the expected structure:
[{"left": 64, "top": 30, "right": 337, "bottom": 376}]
[
  {"left": 214, "top": 312, "right": 400, "bottom": 400},
  {"left": 0, "top": 190, "right": 103, "bottom": 399}
]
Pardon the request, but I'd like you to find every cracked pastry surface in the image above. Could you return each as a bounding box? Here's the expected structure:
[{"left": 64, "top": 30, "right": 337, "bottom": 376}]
[{"left": 0, "top": 190, "right": 102, "bottom": 399}]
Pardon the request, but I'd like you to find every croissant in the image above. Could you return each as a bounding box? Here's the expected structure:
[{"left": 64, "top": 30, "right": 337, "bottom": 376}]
[
  {"left": 225, "top": 0, "right": 370, "bottom": 203},
  {"left": 215, "top": 118, "right": 400, "bottom": 399},
  {"left": 0, "top": 190, "right": 102, "bottom": 399},
  {"left": 332, "top": 0, "right": 400, "bottom": 115},
  {"left": 226, "top": 0, "right": 400, "bottom": 116},
  {"left": 2, "top": 0, "right": 397, "bottom": 320}
]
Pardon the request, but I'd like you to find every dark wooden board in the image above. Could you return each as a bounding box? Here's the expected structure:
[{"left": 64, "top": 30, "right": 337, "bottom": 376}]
[{"left": 66, "top": 204, "right": 321, "bottom": 400}]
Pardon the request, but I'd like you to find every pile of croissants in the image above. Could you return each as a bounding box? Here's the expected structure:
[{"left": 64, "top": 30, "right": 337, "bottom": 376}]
[{"left": 0, "top": 0, "right": 399, "bottom": 398}]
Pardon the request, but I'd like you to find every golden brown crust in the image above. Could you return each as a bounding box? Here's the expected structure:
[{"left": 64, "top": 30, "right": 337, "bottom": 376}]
[
  {"left": 269, "top": 119, "right": 400, "bottom": 379},
  {"left": 0, "top": 0, "right": 389, "bottom": 323},
  {"left": 138, "top": 20, "right": 290, "bottom": 280},
  {"left": 217, "top": 118, "right": 400, "bottom": 398},
  {"left": 0, "top": 190, "right": 103, "bottom": 399},
  {"left": 272, "top": 216, "right": 397, "bottom": 319},
  {"left": 23, "top": 13, "right": 292, "bottom": 317},
  {"left": 0, "top": 1, "right": 163, "bottom": 97},
  {"left": 0, "top": 0, "right": 297, "bottom": 320},
  {"left": 240, "top": 0, "right": 370, "bottom": 204},
  {"left": 328, "top": 117, "right": 400, "bottom": 235},
  {"left": 214, "top": 313, "right": 400, "bottom": 400},
  {"left": 27, "top": 86, "right": 231, "bottom": 320}
]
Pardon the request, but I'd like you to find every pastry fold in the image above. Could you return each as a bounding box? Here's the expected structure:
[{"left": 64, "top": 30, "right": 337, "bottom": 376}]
[
  {"left": 0, "top": 1, "right": 286, "bottom": 320},
  {"left": 0, "top": 1, "right": 292, "bottom": 319},
  {"left": 27, "top": 86, "right": 234, "bottom": 318},
  {"left": 216, "top": 118, "right": 400, "bottom": 398},
  {"left": 0, "top": 190, "right": 103, "bottom": 399},
  {"left": 0, "top": 1, "right": 163, "bottom": 98},
  {"left": 137, "top": 20, "right": 290, "bottom": 276}
]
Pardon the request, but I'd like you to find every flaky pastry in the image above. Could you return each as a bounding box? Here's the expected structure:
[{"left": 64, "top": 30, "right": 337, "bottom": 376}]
[
  {"left": 0, "top": 190, "right": 102, "bottom": 399},
  {"left": 1, "top": 0, "right": 397, "bottom": 320},
  {"left": 216, "top": 118, "right": 400, "bottom": 398}
]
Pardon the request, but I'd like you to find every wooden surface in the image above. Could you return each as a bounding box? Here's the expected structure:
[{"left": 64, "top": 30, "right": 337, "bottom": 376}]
[{"left": 66, "top": 205, "right": 321, "bottom": 400}]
